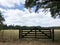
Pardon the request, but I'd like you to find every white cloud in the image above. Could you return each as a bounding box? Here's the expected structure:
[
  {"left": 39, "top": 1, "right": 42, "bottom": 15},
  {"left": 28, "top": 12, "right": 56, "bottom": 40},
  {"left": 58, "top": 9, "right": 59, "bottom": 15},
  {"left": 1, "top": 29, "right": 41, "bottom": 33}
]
[
  {"left": 0, "top": 0, "right": 60, "bottom": 27},
  {"left": 0, "top": 0, "right": 25, "bottom": 8},
  {"left": 2, "top": 8, "right": 60, "bottom": 27}
]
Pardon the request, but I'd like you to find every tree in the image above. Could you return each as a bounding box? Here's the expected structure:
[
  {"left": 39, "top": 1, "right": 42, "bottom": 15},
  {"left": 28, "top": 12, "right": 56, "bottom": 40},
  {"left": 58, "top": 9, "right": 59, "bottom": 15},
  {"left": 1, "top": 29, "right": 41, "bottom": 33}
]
[
  {"left": 0, "top": 11, "right": 5, "bottom": 30},
  {"left": 25, "top": 0, "right": 60, "bottom": 18},
  {"left": 0, "top": 11, "right": 5, "bottom": 41}
]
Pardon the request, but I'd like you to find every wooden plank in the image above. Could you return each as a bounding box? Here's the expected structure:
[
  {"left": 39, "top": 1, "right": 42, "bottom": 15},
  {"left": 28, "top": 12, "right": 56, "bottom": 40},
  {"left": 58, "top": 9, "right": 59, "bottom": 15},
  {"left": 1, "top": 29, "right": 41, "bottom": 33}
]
[
  {"left": 19, "top": 29, "right": 22, "bottom": 39},
  {"left": 20, "top": 28, "right": 53, "bottom": 41},
  {"left": 35, "top": 29, "right": 36, "bottom": 38},
  {"left": 49, "top": 29, "right": 52, "bottom": 39},
  {"left": 22, "top": 34, "right": 47, "bottom": 36},
  {"left": 24, "top": 30, "right": 32, "bottom": 36},
  {"left": 52, "top": 28, "right": 54, "bottom": 41}
]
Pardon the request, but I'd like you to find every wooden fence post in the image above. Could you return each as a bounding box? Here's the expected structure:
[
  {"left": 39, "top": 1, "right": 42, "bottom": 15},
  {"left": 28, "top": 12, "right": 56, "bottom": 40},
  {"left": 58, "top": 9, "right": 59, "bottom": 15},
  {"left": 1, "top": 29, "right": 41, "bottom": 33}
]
[
  {"left": 19, "top": 29, "right": 22, "bottom": 39},
  {"left": 35, "top": 29, "right": 36, "bottom": 38},
  {"left": 50, "top": 29, "right": 52, "bottom": 39},
  {"left": 52, "top": 28, "right": 54, "bottom": 41}
]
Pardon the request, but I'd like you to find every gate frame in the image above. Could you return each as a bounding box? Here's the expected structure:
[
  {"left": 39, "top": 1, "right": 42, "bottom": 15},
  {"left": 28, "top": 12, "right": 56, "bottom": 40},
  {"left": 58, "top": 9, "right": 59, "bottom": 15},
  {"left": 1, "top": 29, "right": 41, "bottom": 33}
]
[{"left": 19, "top": 27, "right": 54, "bottom": 41}]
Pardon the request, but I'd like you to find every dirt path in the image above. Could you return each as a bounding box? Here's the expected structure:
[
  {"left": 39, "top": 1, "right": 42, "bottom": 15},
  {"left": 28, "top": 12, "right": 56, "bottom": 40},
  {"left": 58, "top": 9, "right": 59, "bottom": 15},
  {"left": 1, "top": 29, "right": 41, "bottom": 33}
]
[{"left": 0, "top": 40, "right": 60, "bottom": 45}]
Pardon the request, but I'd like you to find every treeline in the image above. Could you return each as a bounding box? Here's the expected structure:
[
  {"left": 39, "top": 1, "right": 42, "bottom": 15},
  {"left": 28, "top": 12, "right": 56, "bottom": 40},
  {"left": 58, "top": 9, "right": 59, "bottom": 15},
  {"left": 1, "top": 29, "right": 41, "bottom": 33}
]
[
  {"left": 48, "top": 26, "right": 60, "bottom": 29},
  {"left": 2, "top": 24, "right": 41, "bottom": 30},
  {"left": 2, "top": 24, "right": 60, "bottom": 30}
]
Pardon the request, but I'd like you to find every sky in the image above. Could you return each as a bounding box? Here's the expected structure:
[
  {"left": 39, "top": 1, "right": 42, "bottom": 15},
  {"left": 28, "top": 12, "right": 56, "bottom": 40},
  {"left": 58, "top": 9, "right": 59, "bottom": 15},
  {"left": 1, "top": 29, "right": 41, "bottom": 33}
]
[{"left": 0, "top": 0, "right": 60, "bottom": 27}]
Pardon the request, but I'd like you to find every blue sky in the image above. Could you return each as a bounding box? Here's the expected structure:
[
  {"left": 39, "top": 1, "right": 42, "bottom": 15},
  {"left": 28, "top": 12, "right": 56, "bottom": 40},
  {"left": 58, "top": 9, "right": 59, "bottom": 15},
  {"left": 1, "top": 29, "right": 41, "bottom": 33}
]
[{"left": 0, "top": 0, "right": 60, "bottom": 27}]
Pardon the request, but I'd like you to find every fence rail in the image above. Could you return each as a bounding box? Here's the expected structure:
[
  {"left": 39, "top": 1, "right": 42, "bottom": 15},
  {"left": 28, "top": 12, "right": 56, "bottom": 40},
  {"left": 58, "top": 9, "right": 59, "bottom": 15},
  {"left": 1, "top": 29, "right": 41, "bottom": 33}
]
[{"left": 19, "top": 27, "right": 54, "bottom": 41}]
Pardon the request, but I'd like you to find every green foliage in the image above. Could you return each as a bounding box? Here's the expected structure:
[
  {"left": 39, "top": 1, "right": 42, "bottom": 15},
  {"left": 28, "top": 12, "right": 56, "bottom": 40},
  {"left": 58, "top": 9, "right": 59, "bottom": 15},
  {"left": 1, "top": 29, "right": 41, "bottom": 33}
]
[
  {"left": 25, "top": 0, "right": 37, "bottom": 8},
  {"left": 0, "top": 12, "right": 4, "bottom": 21},
  {"left": 0, "top": 24, "right": 3, "bottom": 30},
  {"left": 25, "top": 0, "right": 60, "bottom": 18},
  {"left": 0, "top": 11, "right": 5, "bottom": 30}
]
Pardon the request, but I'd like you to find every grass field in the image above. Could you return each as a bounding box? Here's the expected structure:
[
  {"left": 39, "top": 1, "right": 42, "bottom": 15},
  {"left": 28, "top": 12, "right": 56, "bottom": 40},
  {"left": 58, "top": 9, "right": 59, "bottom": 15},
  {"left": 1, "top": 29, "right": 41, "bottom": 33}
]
[
  {"left": 0, "top": 29, "right": 19, "bottom": 41},
  {"left": 0, "top": 29, "right": 60, "bottom": 41},
  {"left": 54, "top": 29, "right": 60, "bottom": 41},
  {"left": 0, "top": 29, "right": 60, "bottom": 45}
]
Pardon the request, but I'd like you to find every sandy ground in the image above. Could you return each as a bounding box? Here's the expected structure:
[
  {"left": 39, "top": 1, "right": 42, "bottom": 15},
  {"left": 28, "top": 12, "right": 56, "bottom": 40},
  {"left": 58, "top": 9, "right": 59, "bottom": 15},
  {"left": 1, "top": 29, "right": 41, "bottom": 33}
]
[{"left": 0, "top": 40, "right": 60, "bottom": 45}]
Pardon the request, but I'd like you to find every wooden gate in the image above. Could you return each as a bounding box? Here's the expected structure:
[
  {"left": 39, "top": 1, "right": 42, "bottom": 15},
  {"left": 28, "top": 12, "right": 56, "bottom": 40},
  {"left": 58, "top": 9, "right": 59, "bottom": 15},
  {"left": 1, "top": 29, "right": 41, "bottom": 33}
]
[{"left": 19, "top": 27, "right": 54, "bottom": 41}]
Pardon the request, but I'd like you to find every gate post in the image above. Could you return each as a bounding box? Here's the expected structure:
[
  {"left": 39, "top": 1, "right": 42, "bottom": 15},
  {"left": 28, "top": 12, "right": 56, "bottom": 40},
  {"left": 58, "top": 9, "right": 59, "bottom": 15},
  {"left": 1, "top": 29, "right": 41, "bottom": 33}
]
[
  {"left": 52, "top": 28, "right": 54, "bottom": 41},
  {"left": 19, "top": 29, "right": 22, "bottom": 39},
  {"left": 49, "top": 29, "right": 52, "bottom": 39},
  {"left": 35, "top": 29, "right": 36, "bottom": 38}
]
